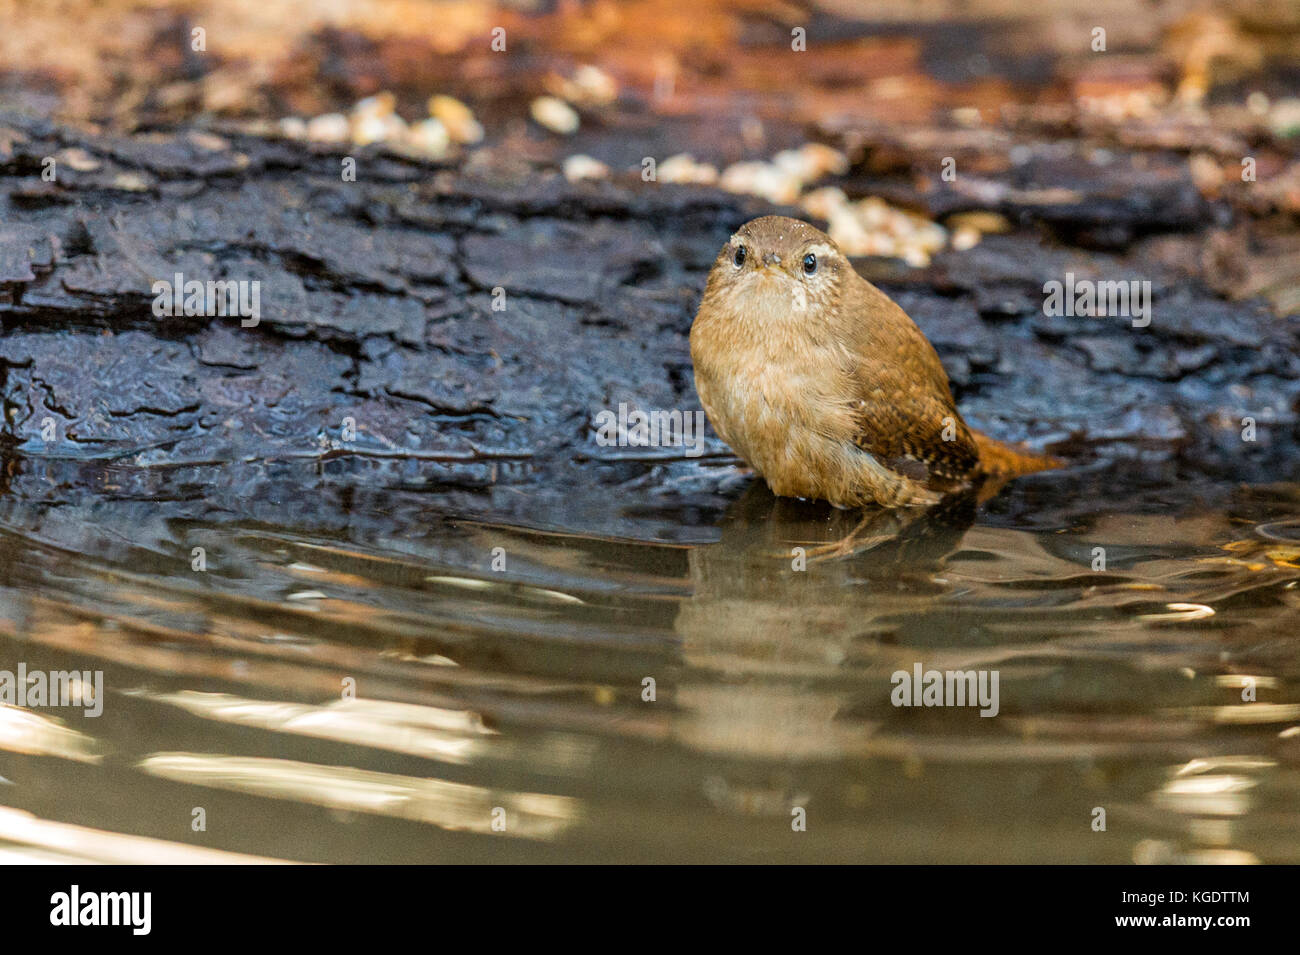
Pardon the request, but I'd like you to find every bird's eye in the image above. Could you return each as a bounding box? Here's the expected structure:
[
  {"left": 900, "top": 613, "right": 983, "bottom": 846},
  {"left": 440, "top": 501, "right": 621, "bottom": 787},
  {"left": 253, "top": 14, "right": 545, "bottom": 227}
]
[
  {"left": 802, "top": 253, "right": 817, "bottom": 275},
  {"left": 733, "top": 245, "right": 747, "bottom": 268}
]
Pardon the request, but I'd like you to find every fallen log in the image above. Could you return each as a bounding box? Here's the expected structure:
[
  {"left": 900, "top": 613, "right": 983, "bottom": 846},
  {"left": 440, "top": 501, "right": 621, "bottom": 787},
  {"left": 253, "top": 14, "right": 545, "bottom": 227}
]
[{"left": 0, "top": 113, "right": 1297, "bottom": 527}]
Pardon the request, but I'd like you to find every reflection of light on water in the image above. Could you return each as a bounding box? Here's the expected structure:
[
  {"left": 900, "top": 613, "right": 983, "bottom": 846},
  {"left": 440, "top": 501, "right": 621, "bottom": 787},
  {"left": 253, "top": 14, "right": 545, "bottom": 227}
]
[
  {"left": 702, "top": 775, "right": 809, "bottom": 817},
  {"left": 0, "top": 806, "right": 288, "bottom": 864},
  {"left": 1214, "top": 674, "right": 1278, "bottom": 690},
  {"left": 424, "top": 575, "right": 586, "bottom": 605},
  {"left": 1154, "top": 774, "right": 1256, "bottom": 816},
  {"left": 141, "top": 690, "right": 495, "bottom": 764},
  {"left": 1133, "top": 840, "right": 1259, "bottom": 865},
  {"left": 0, "top": 703, "right": 101, "bottom": 763},
  {"left": 137, "top": 753, "right": 580, "bottom": 840},
  {"left": 6, "top": 485, "right": 1299, "bottom": 862},
  {"left": 1141, "top": 756, "right": 1275, "bottom": 865},
  {"left": 1136, "top": 602, "right": 1214, "bottom": 622},
  {"left": 1175, "top": 756, "right": 1276, "bottom": 776},
  {"left": 1195, "top": 703, "right": 1300, "bottom": 724}
]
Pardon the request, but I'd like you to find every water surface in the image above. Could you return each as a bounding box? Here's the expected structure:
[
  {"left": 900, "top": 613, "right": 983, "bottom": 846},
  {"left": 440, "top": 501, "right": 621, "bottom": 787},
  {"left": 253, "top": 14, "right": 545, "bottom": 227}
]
[{"left": 1, "top": 456, "right": 1297, "bottom": 863}]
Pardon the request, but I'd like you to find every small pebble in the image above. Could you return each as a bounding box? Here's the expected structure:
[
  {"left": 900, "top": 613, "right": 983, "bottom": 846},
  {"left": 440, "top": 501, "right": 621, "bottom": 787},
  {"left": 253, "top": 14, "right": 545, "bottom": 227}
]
[
  {"left": 946, "top": 210, "right": 1011, "bottom": 234},
  {"left": 825, "top": 206, "right": 874, "bottom": 253},
  {"left": 800, "top": 186, "right": 849, "bottom": 220},
  {"left": 1189, "top": 153, "right": 1224, "bottom": 193},
  {"left": 188, "top": 131, "right": 230, "bottom": 152},
  {"left": 307, "top": 113, "right": 350, "bottom": 143},
  {"left": 56, "top": 147, "right": 100, "bottom": 172},
  {"left": 772, "top": 143, "right": 848, "bottom": 182},
  {"left": 914, "top": 222, "right": 947, "bottom": 254},
  {"left": 428, "top": 95, "right": 484, "bottom": 144},
  {"left": 549, "top": 65, "right": 618, "bottom": 106},
  {"left": 1246, "top": 91, "right": 1270, "bottom": 116},
  {"left": 563, "top": 154, "right": 610, "bottom": 182},
  {"left": 531, "top": 96, "right": 580, "bottom": 135},
  {"left": 950, "top": 226, "right": 981, "bottom": 251},
  {"left": 277, "top": 117, "right": 308, "bottom": 140},
  {"left": 111, "top": 172, "right": 151, "bottom": 192},
  {"left": 352, "top": 113, "right": 406, "bottom": 147},
  {"left": 809, "top": 192, "right": 949, "bottom": 262},
  {"left": 720, "top": 160, "right": 800, "bottom": 205},
  {"left": 658, "top": 154, "right": 718, "bottom": 185},
  {"left": 1268, "top": 97, "right": 1300, "bottom": 136},
  {"left": 902, "top": 247, "right": 931, "bottom": 268},
  {"left": 403, "top": 118, "right": 450, "bottom": 159},
  {"left": 352, "top": 93, "right": 396, "bottom": 120}
]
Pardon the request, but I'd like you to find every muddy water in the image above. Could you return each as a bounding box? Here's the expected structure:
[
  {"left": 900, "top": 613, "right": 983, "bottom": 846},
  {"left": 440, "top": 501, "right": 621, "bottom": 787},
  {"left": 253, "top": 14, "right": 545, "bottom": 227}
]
[{"left": 0, "top": 457, "right": 1297, "bottom": 864}]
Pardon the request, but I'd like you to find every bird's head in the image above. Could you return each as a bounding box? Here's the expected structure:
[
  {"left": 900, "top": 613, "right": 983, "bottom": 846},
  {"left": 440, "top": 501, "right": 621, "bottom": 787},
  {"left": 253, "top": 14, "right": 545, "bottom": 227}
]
[{"left": 699, "top": 216, "right": 849, "bottom": 332}]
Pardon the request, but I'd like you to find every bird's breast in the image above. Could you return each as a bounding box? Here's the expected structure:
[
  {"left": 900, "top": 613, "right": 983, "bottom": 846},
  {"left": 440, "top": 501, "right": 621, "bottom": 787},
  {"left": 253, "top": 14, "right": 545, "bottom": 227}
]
[{"left": 692, "top": 318, "right": 859, "bottom": 473}]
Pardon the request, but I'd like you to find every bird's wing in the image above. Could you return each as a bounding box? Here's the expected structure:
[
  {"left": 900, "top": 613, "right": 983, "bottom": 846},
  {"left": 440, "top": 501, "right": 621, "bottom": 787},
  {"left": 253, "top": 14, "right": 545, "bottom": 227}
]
[{"left": 843, "top": 289, "right": 980, "bottom": 485}]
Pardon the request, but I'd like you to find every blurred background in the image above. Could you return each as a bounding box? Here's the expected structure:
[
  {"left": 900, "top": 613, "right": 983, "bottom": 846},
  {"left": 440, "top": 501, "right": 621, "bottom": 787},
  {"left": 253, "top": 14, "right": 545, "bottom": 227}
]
[
  {"left": 0, "top": 1, "right": 1298, "bottom": 865},
  {"left": 3, "top": 0, "right": 1299, "bottom": 307}
]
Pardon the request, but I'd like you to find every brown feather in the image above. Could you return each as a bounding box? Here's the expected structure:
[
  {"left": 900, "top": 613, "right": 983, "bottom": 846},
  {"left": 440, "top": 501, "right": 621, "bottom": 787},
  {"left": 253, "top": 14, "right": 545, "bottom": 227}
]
[
  {"left": 689, "top": 215, "right": 1060, "bottom": 508},
  {"left": 842, "top": 279, "right": 981, "bottom": 486}
]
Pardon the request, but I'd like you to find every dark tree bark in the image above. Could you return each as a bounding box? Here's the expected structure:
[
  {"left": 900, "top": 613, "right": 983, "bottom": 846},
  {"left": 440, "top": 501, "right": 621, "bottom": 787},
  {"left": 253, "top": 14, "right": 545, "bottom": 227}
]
[{"left": 1, "top": 113, "right": 1297, "bottom": 525}]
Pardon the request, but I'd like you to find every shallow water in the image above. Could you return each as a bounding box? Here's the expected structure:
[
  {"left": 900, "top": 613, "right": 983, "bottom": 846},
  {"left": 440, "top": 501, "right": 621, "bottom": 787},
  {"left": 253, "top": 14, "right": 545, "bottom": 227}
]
[{"left": 0, "top": 456, "right": 1298, "bottom": 863}]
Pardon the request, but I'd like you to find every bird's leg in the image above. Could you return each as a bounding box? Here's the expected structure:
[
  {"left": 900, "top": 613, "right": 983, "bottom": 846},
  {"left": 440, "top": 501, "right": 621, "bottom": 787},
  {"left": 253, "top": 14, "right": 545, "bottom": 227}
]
[{"left": 800, "top": 506, "right": 926, "bottom": 562}]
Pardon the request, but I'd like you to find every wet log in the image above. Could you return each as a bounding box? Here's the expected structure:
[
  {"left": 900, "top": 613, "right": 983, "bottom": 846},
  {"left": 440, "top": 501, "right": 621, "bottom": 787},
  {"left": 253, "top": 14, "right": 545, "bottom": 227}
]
[{"left": 0, "top": 112, "right": 1297, "bottom": 525}]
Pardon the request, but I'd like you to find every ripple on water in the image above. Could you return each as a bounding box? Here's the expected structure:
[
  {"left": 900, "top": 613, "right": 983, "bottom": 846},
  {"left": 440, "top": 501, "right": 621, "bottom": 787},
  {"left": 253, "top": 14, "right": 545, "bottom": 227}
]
[{"left": 0, "top": 464, "right": 1297, "bottom": 862}]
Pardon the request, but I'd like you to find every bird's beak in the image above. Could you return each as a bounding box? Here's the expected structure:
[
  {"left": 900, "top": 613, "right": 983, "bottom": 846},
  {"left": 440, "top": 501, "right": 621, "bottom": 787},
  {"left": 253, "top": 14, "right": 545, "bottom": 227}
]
[{"left": 761, "top": 252, "right": 782, "bottom": 268}]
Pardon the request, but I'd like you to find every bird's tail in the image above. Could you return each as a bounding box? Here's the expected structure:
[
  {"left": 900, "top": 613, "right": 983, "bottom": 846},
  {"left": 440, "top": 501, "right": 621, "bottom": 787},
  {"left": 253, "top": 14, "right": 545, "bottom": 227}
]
[{"left": 972, "top": 430, "right": 1063, "bottom": 477}]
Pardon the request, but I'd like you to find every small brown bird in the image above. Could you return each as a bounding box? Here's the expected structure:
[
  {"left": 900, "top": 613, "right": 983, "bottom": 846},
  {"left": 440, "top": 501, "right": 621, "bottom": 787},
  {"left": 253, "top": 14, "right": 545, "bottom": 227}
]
[{"left": 690, "top": 215, "right": 1059, "bottom": 509}]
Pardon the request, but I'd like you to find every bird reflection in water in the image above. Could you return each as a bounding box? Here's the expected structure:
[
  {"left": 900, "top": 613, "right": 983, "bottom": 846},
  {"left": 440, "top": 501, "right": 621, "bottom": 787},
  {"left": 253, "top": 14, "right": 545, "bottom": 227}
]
[{"left": 671, "top": 483, "right": 978, "bottom": 818}]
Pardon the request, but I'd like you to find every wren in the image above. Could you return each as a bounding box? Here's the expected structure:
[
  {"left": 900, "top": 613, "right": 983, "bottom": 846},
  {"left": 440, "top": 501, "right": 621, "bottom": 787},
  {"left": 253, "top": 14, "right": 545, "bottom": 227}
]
[{"left": 690, "top": 215, "right": 1059, "bottom": 509}]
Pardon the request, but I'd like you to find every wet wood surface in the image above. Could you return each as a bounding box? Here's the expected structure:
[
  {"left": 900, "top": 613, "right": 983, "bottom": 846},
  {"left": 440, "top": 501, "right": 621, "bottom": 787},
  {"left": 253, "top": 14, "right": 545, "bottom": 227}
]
[{"left": 0, "top": 0, "right": 1297, "bottom": 503}]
